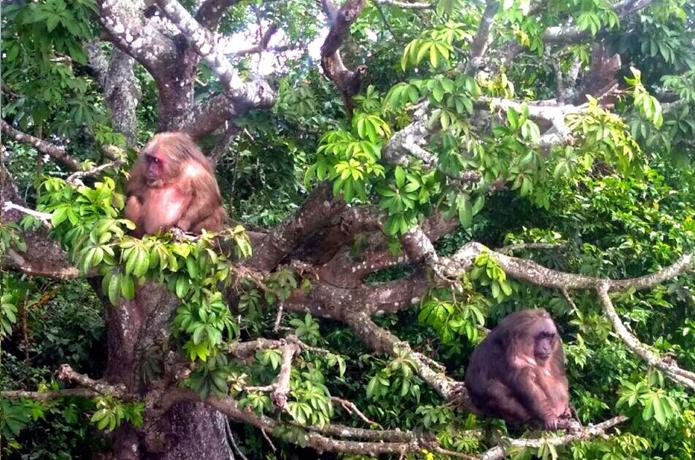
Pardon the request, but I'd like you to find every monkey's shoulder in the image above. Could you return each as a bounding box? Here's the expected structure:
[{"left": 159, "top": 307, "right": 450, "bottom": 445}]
[{"left": 180, "top": 160, "right": 214, "bottom": 180}]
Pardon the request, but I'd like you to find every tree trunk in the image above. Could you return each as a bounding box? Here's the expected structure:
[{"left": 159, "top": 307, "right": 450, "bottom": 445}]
[{"left": 103, "top": 283, "right": 232, "bottom": 458}]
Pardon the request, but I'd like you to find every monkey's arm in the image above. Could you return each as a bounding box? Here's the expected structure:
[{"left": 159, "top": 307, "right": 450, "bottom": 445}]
[
  {"left": 176, "top": 177, "right": 224, "bottom": 232},
  {"left": 483, "top": 380, "right": 533, "bottom": 422},
  {"left": 124, "top": 195, "right": 143, "bottom": 225},
  {"left": 511, "top": 367, "right": 558, "bottom": 428}
]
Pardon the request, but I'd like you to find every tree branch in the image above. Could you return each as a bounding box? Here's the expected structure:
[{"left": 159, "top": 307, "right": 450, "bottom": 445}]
[
  {"left": 543, "top": 0, "right": 656, "bottom": 44},
  {"left": 479, "top": 415, "right": 629, "bottom": 460},
  {"left": 271, "top": 342, "right": 299, "bottom": 409},
  {"left": 67, "top": 160, "right": 126, "bottom": 186},
  {"left": 0, "top": 388, "right": 100, "bottom": 401},
  {"left": 344, "top": 313, "right": 456, "bottom": 399},
  {"left": 56, "top": 364, "right": 130, "bottom": 399},
  {"left": 373, "top": 0, "right": 431, "bottom": 8},
  {"left": 597, "top": 284, "right": 695, "bottom": 390},
  {"left": 1, "top": 120, "right": 80, "bottom": 170},
  {"left": 440, "top": 242, "right": 692, "bottom": 292},
  {"left": 468, "top": 0, "right": 499, "bottom": 72},
  {"left": 156, "top": 0, "right": 274, "bottom": 108}
]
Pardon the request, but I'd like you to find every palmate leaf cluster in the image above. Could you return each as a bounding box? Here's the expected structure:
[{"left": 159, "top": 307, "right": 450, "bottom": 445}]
[{"left": 32, "top": 176, "right": 250, "bottom": 372}]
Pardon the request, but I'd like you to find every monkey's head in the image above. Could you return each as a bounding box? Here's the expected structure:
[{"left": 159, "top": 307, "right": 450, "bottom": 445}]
[
  {"left": 499, "top": 309, "right": 559, "bottom": 363},
  {"left": 140, "top": 132, "right": 197, "bottom": 187}
]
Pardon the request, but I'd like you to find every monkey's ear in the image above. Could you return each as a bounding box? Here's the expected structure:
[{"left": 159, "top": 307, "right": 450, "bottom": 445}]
[{"left": 493, "top": 334, "right": 508, "bottom": 350}]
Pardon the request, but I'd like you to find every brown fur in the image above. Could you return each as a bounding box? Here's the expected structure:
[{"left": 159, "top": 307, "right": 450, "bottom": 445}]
[
  {"left": 125, "top": 132, "right": 226, "bottom": 237},
  {"left": 464, "top": 309, "right": 575, "bottom": 430}
]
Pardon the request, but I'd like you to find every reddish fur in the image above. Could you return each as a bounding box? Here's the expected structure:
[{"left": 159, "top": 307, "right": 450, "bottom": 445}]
[
  {"left": 125, "top": 132, "right": 226, "bottom": 237},
  {"left": 464, "top": 309, "right": 574, "bottom": 430}
]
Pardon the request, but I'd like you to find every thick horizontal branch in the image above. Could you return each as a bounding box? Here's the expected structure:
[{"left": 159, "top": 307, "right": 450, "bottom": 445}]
[
  {"left": 1, "top": 120, "right": 80, "bottom": 170},
  {"left": 441, "top": 242, "right": 692, "bottom": 292},
  {"left": 479, "top": 415, "right": 628, "bottom": 460},
  {"left": 597, "top": 284, "right": 695, "bottom": 391},
  {"left": 0, "top": 388, "right": 99, "bottom": 401}
]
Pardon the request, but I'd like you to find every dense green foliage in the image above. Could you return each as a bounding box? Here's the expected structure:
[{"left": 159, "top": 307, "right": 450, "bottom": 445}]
[{"left": 1, "top": 0, "right": 695, "bottom": 459}]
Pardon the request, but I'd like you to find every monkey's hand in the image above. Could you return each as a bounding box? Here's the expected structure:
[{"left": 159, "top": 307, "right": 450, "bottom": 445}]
[
  {"left": 447, "top": 382, "right": 474, "bottom": 411},
  {"left": 559, "top": 406, "right": 583, "bottom": 432},
  {"left": 542, "top": 416, "right": 560, "bottom": 431},
  {"left": 169, "top": 227, "right": 196, "bottom": 242},
  {"left": 546, "top": 411, "right": 582, "bottom": 432},
  {"left": 177, "top": 218, "right": 192, "bottom": 232}
]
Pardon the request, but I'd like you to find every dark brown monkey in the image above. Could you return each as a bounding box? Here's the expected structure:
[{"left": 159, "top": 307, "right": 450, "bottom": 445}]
[
  {"left": 124, "top": 132, "right": 226, "bottom": 237},
  {"left": 465, "top": 309, "right": 577, "bottom": 430}
]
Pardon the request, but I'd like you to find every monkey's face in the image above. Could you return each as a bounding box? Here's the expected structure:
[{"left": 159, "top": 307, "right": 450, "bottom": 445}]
[
  {"left": 531, "top": 320, "right": 558, "bottom": 361},
  {"left": 144, "top": 152, "right": 165, "bottom": 187}
]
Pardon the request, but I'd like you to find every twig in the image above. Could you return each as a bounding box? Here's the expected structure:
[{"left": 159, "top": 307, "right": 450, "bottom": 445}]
[
  {"left": 225, "top": 418, "right": 249, "bottom": 460},
  {"left": 560, "top": 287, "right": 579, "bottom": 314},
  {"left": 67, "top": 160, "right": 125, "bottom": 185},
  {"left": 261, "top": 428, "right": 277, "bottom": 451},
  {"left": 332, "top": 396, "right": 381, "bottom": 427}
]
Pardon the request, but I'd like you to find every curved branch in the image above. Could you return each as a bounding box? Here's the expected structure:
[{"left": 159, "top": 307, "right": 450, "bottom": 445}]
[
  {"left": 344, "top": 313, "right": 455, "bottom": 399},
  {"left": 441, "top": 242, "right": 692, "bottom": 292},
  {"left": 67, "top": 160, "right": 125, "bottom": 185},
  {"left": 597, "top": 284, "right": 695, "bottom": 390},
  {"left": 156, "top": 0, "right": 274, "bottom": 108}
]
